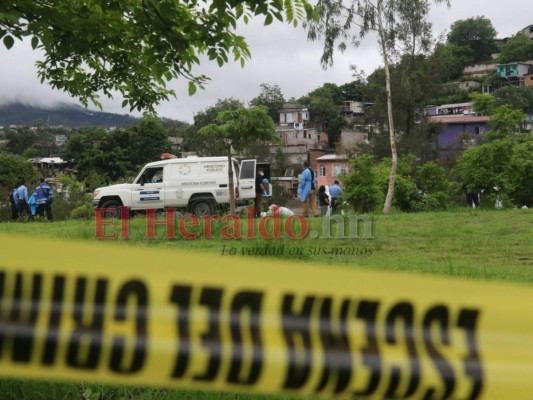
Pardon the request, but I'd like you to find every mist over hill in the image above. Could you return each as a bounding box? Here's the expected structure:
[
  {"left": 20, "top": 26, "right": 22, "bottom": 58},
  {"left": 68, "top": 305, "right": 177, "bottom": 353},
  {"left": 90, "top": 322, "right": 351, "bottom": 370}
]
[{"left": 0, "top": 102, "right": 140, "bottom": 128}]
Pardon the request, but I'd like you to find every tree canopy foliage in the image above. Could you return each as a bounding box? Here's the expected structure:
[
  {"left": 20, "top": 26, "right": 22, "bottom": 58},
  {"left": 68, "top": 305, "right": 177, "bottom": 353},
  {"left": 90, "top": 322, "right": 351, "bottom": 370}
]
[
  {"left": 0, "top": 153, "right": 38, "bottom": 189},
  {"left": 298, "top": 83, "right": 346, "bottom": 144},
  {"left": 180, "top": 98, "right": 245, "bottom": 156},
  {"left": 454, "top": 135, "right": 533, "bottom": 207},
  {"left": 62, "top": 117, "right": 169, "bottom": 187},
  {"left": 307, "top": 0, "right": 448, "bottom": 213},
  {"left": 1, "top": 0, "right": 313, "bottom": 112},
  {"left": 198, "top": 105, "right": 277, "bottom": 212},
  {"left": 250, "top": 83, "right": 286, "bottom": 124},
  {"left": 447, "top": 16, "right": 498, "bottom": 63},
  {"left": 498, "top": 33, "right": 533, "bottom": 64}
]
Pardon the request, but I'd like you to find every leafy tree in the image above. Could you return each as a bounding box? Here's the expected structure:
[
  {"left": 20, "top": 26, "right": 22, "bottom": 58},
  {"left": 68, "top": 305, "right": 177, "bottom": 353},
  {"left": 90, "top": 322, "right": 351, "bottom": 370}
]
[
  {"left": 273, "top": 146, "right": 286, "bottom": 176},
  {"left": 298, "top": 83, "right": 345, "bottom": 145},
  {"left": 415, "top": 161, "right": 451, "bottom": 210},
  {"left": 373, "top": 155, "right": 421, "bottom": 212},
  {"left": 339, "top": 80, "right": 367, "bottom": 101},
  {"left": 447, "top": 16, "right": 498, "bottom": 63},
  {"left": 495, "top": 86, "right": 533, "bottom": 114},
  {"left": 0, "top": 152, "right": 38, "bottom": 189},
  {"left": 307, "top": 0, "right": 448, "bottom": 213},
  {"left": 124, "top": 117, "right": 170, "bottom": 166},
  {"left": 398, "top": 120, "right": 441, "bottom": 162},
  {"left": 343, "top": 155, "right": 383, "bottom": 212},
  {"left": 454, "top": 135, "right": 533, "bottom": 207},
  {"left": 498, "top": 33, "right": 533, "bottom": 63},
  {"left": 393, "top": 0, "right": 438, "bottom": 136},
  {"left": 0, "top": 153, "right": 39, "bottom": 220},
  {"left": 198, "top": 106, "right": 277, "bottom": 213},
  {"left": 250, "top": 83, "right": 285, "bottom": 124},
  {"left": 485, "top": 105, "right": 524, "bottom": 141},
  {"left": 181, "top": 98, "right": 244, "bottom": 156},
  {"left": 343, "top": 154, "right": 449, "bottom": 212},
  {"left": 470, "top": 93, "right": 497, "bottom": 115},
  {"left": 509, "top": 137, "right": 533, "bottom": 207},
  {"left": 429, "top": 43, "right": 475, "bottom": 82},
  {"left": 1, "top": 0, "right": 313, "bottom": 112},
  {"left": 52, "top": 173, "right": 92, "bottom": 220},
  {"left": 5, "top": 127, "right": 37, "bottom": 155},
  {"left": 62, "top": 118, "right": 170, "bottom": 183},
  {"left": 471, "top": 91, "right": 526, "bottom": 141}
]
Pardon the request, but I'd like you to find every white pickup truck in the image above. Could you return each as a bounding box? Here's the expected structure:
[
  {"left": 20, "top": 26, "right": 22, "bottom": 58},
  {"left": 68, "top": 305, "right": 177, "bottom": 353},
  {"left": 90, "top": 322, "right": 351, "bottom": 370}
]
[{"left": 92, "top": 156, "right": 257, "bottom": 216}]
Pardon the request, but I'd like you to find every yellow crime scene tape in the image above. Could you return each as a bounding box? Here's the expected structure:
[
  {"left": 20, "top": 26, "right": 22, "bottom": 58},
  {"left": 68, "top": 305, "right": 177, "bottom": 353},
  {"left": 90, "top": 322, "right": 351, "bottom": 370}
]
[{"left": 1, "top": 233, "right": 533, "bottom": 399}]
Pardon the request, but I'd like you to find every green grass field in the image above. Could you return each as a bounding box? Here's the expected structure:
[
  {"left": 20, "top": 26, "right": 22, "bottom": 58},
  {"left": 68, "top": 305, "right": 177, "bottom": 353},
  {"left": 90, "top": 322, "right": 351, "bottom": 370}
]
[{"left": 0, "top": 208, "right": 532, "bottom": 399}]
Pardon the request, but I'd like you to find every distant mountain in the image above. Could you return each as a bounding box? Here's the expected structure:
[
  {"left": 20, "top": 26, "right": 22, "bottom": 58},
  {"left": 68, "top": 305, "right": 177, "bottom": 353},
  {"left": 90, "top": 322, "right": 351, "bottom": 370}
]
[{"left": 0, "top": 102, "right": 140, "bottom": 128}]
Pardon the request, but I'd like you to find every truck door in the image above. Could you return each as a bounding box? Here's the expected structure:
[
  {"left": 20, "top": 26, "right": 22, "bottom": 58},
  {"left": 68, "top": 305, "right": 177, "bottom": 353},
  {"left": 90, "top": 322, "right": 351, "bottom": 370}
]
[
  {"left": 238, "top": 159, "right": 257, "bottom": 200},
  {"left": 131, "top": 166, "right": 165, "bottom": 209}
]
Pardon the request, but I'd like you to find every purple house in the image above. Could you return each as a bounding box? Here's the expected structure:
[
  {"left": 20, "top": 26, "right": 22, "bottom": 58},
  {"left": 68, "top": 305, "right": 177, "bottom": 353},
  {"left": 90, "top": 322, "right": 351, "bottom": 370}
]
[{"left": 427, "top": 115, "right": 491, "bottom": 156}]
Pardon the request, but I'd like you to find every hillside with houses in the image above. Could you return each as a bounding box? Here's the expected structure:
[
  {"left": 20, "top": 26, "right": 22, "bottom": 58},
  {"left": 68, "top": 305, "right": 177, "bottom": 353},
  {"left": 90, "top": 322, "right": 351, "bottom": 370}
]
[{"left": 1, "top": 18, "right": 533, "bottom": 216}]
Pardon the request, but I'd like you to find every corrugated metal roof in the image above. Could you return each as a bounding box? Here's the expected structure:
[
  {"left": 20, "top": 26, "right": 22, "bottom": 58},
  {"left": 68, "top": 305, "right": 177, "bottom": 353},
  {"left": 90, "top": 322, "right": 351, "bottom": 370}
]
[
  {"left": 427, "top": 115, "right": 490, "bottom": 124},
  {"left": 316, "top": 154, "right": 349, "bottom": 161}
]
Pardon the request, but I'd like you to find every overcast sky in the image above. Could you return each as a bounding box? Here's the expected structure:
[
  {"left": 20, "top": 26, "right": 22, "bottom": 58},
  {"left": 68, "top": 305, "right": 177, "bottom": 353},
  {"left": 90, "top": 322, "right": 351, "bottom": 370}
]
[{"left": 0, "top": 0, "right": 531, "bottom": 123}]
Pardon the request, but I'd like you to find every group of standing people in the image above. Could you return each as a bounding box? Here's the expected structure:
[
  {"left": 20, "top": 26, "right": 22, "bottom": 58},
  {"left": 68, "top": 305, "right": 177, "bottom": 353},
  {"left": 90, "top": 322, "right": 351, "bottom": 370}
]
[
  {"left": 9, "top": 178, "right": 54, "bottom": 221},
  {"left": 298, "top": 161, "right": 343, "bottom": 217}
]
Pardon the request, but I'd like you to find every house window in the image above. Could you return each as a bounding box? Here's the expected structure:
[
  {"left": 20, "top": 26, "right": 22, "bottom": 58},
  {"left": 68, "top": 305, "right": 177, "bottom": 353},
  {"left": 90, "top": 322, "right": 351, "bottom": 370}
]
[
  {"left": 303, "top": 131, "right": 307, "bottom": 139},
  {"left": 286, "top": 113, "right": 293, "bottom": 123},
  {"left": 333, "top": 163, "right": 348, "bottom": 176},
  {"left": 319, "top": 165, "right": 326, "bottom": 176},
  {"left": 475, "top": 127, "right": 485, "bottom": 135}
]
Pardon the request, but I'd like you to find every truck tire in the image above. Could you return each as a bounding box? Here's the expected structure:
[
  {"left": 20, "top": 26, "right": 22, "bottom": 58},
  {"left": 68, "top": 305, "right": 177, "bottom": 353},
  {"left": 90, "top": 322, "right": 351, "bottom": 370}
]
[
  {"left": 101, "top": 199, "right": 123, "bottom": 218},
  {"left": 191, "top": 199, "right": 214, "bottom": 217}
]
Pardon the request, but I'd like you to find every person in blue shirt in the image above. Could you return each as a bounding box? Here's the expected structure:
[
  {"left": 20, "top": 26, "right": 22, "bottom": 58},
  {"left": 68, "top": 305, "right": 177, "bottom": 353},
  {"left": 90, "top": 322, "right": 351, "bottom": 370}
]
[
  {"left": 34, "top": 184, "right": 48, "bottom": 219},
  {"left": 36, "top": 178, "right": 54, "bottom": 221},
  {"left": 328, "top": 180, "right": 343, "bottom": 213},
  {"left": 15, "top": 181, "right": 32, "bottom": 220},
  {"left": 29, "top": 192, "right": 37, "bottom": 219},
  {"left": 297, "top": 161, "right": 319, "bottom": 217},
  {"left": 262, "top": 177, "right": 270, "bottom": 196}
]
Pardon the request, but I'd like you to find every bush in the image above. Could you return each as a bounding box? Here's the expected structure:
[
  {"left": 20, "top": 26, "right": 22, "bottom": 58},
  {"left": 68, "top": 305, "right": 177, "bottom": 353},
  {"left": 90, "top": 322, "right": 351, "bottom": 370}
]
[
  {"left": 0, "top": 153, "right": 40, "bottom": 222},
  {"left": 415, "top": 161, "right": 452, "bottom": 210},
  {"left": 454, "top": 135, "right": 533, "bottom": 208},
  {"left": 342, "top": 155, "right": 453, "bottom": 213},
  {"left": 343, "top": 155, "right": 383, "bottom": 212},
  {"left": 52, "top": 173, "right": 93, "bottom": 220}
]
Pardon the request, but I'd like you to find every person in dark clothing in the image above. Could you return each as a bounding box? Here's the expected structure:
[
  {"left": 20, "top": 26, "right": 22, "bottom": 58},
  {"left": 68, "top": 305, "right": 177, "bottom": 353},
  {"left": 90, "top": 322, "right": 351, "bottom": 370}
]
[
  {"left": 466, "top": 190, "right": 480, "bottom": 208},
  {"left": 15, "top": 181, "right": 33, "bottom": 221},
  {"left": 318, "top": 185, "right": 330, "bottom": 216},
  {"left": 9, "top": 188, "right": 18, "bottom": 220},
  {"left": 36, "top": 178, "right": 54, "bottom": 221},
  {"left": 254, "top": 168, "right": 266, "bottom": 218}
]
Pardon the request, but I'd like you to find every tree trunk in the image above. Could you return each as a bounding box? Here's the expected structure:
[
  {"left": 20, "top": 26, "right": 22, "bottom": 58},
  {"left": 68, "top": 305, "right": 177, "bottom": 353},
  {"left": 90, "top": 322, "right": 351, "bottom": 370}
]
[
  {"left": 377, "top": 1, "right": 398, "bottom": 214},
  {"left": 226, "top": 144, "right": 236, "bottom": 214}
]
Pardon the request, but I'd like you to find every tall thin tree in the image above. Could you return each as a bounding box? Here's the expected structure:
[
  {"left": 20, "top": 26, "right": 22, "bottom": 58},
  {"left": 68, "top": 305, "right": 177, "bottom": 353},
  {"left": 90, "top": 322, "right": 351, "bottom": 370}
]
[{"left": 307, "top": 0, "right": 449, "bottom": 213}]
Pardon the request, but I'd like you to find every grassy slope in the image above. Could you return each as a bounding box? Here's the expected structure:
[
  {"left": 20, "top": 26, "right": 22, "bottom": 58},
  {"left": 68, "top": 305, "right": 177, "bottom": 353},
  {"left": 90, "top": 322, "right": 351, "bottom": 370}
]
[
  {"left": 1, "top": 209, "right": 531, "bottom": 282},
  {"left": 0, "top": 209, "right": 532, "bottom": 399}
]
